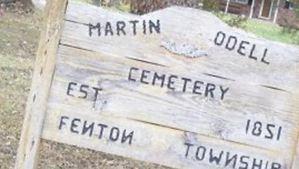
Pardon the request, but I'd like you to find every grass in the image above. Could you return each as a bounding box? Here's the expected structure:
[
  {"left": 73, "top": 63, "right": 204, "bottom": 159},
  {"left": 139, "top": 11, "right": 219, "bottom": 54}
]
[
  {"left": 0, "top": 10, "right": 39, "bottom": 168},
  {"left": 216, "top": 12, "right": 299, "bottom": 45},
  {"left": 115, "top": 2, "right": 131, "bottom": 12},
  {"left": 243, "top": 19, "right": 299, "bottom": 45}
]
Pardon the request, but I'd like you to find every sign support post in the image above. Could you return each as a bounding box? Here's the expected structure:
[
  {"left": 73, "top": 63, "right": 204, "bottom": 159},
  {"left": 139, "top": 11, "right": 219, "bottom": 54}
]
[{"left": 15, "top": 0, "right": 68, "bottom": 168}]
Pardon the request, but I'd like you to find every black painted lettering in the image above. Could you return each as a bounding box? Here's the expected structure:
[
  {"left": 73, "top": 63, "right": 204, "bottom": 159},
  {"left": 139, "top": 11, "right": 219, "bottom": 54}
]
[
  {"left": 209, "top": 149, "right": 223, "bottom": 165},
  {"left": 205, "top": 83, "right": 216, "bottom": 99},
  {"left": 168, "top": 75, "right": 178, "bottom": 91},
  {"left": 238, "top": 41, "right": 249, "bottom": 56},
  {"left": 184, "top": 142, "right": 283, "bottom": 169},
  {"left": 246, "top": 120, "right": 283, "bottom": 141},
  {"left": 265, "top": 124, "right": 275, "bottom": 139},
  {"left": 195, "top": 146, "right": 206, "bottom": 161},
  {"left": 181, "top": 77, "right": 192, "bottom": 92},
  {"left": 116, "top": 21, "right": 126, "bottom": 36},
  {"left": 89, "top": 20, "right": 161, "bottom": 37},
  {"left": 239, "top": 156, "right": 250, "bottom": 169},
  {"left": 149, "top": 19, "right": 160, "bottom": 34},
  {"left": 105, "top": 22, "right": 114, "bottom": 36},
  {"left": 109, "top": 127, "right": 120, "bottom": 142},
  {"left": 59, "top": 116, "right": 69, "bottom": 130},
  {"left": 252, "top": 158, "right": 263, "bottom": 169},
  {"left": 79, "top": 84, "right": 89, "bottom": 99},
  {"left": 98, "top": 123, "right": 108, "bottom": 139},
  {"left": 121, "top": 130, "right": 134, "bottom": 145},
  {"left": 70, "top": 118, "right": 81, "bottom": 134},
  {"left": 67, "top": 82, "right": 77, "bottom": 97},
  {"left": 246, "top": 119, "right": 251, "bottom": 134},
  {"left": 224, "top": 152, "right": 237, "bottom": 168},
  {"left": 277, "top": 127, "right": 282, "bottom": 141},
  {"left": 261, "top": 48, "right": 270, "bottom": 65},
  {"left": 140, "top": 70, "right": 150, "bottom": 84},
  {"left": 127, "top": 67, "right": 230, "bottom": 101},
  {"left": 214, "top": 31, "right": 271, "bottom": 65},
  {"left": 225, "top": 36, "right": 237, "bottom": 51},
  {"left": 129, "top": 20, "right": 139, "bottom": 35},
  {"left": 252, "top": 121, "right": 262, "bottom": 136},
  {"left": 143, "top": 20, "right": 147, "bottom": 34},
  {"left": 220, "top": 86, "right": 229, "bottom": 100},
  {"left": 92, "top": 87, "right": 102, "bottom": 101},
  {"left": 152, "top": 72, "right": 165, "bottom": 87},
  {"left": 184, "top": 142, "right": 194, "bottom": 158},
  {"left": 128, "top": 67, "right": 139, "bottom": 81},
  {"left": 271, "top": 163, "right": 281, "bottom": 169},
  {"left": 88, "top": 23, "right": 101, "bottom": 37},
  {"left": 193, "top": 81, "right": 203, "bottom": 95},
  {"left": 249, "top": 44, "right": 258, "bottom": 60},
  {"left": 265, "top": 161, "right": 269, "bottom": 169},
  {"left": 82, "top": 121, "right": 94, "bottom": 137},
  {"left": 214, "top": 31, "right": 226, "bottom": 46}
]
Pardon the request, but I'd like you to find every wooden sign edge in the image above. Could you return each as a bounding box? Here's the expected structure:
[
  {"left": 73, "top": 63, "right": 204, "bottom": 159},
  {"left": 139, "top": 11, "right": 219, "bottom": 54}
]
[
  {"left": 15, "top": 0, "right": 68, "bottom": 168},
  {"left": 292, "top": 137, "right": 299, "bottom": 169}
]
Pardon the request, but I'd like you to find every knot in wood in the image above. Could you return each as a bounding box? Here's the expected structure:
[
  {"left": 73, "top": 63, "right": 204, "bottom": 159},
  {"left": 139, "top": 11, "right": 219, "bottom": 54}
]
[{"left": 161, "top": 40, "right": 208, "bottom": 58}]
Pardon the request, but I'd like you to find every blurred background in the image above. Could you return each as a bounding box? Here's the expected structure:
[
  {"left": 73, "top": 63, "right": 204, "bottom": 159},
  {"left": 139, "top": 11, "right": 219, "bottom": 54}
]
[{"left": 0, "top": 0, "right": 298, "bottom": 168}]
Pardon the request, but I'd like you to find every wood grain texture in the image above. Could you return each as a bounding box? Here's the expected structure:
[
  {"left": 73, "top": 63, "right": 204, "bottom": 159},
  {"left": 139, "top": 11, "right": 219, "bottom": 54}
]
[
  {"left": 62, "top": 2, "right": 299, "bottom": 92},
  {"left": 42, "top": 106, "right": 288, "bottom": 169},
  {"left": 14, "top": 0, "right": 68, "bottom": 168},
  {"left": 40, "top": 1, "right": 299, "bottom": 168},
  {"left": 50, "top": 44, "right": 298, "bottom": 151},
  {"left": 292, "top": 143, "right": 299, "bottom": 169},
  {"left": 42, "top": 42, "right": 299, "bottom": 167}
]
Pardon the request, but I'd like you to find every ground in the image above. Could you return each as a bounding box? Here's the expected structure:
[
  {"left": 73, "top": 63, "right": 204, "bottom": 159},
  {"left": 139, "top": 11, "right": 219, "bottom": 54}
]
[
  {"left": 0, "top": 8, "right": 39, "bottom": 169},
  {"left": 0, "top": 3, "right": 298, "bottom": 169}
]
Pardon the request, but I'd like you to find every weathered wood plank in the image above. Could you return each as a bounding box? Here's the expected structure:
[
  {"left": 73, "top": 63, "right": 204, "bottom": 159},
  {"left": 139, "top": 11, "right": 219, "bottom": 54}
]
[
  {"left": 42, "top": 106, "right": 289, "bottom": 169},
  {"left": 61, "top": 2, "right": 299, "bottom": 93},
  {"left": 14, "top": 0, "right": 68, "bottom": 168},
  {"left": 292, "top": 141, "right": 299, "bottom": 169},
  {"left": 56, "top": 4, "right": 299, "bottom": 167},
  {"left": 43, "top": 44, "right": 299, "bottom": 165}
]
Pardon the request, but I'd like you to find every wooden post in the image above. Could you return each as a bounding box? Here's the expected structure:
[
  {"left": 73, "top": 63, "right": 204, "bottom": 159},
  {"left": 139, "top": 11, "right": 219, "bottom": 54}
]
[
  {"left": 292, "top": 142, "right": 299, "bottom": 169},
  {"left": 249, "top": 0, "right": 255, "bottom": 18},
  {"left": 15, "top": 0, "right": 68, "bottom": 168},
  {"left": 225, "top": 0, "right": 230, "bottom": 13},
  {"left": 291, "top": 98, "right": 299, "bottom": 169},
  {"left": 273, "top": 0, "right": 280, "bottom": 23}
]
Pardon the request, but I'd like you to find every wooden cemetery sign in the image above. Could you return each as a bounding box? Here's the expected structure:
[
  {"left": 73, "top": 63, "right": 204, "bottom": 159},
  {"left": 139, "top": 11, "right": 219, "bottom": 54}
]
[{"left": 15, "top": 0, "right": 299, "bottom": 168}]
